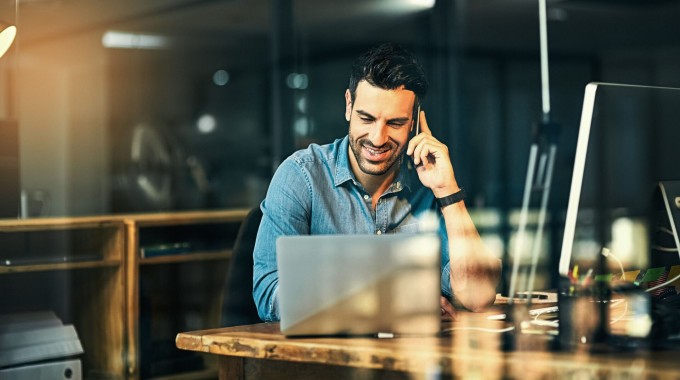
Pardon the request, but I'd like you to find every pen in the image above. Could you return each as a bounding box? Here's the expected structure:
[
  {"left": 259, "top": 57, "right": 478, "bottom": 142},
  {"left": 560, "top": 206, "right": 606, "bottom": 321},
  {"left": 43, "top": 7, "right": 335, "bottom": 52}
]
[
  {"left": 572, "top": 265, "right": 579, "bottom": 284},
  {"left": 582, "top": 268, "right": 593, "bottom": 286}
]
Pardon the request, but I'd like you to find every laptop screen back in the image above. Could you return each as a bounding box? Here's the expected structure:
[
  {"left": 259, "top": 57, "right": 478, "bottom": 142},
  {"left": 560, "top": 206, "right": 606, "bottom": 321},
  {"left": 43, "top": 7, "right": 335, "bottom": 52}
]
[{"left": 276, "top": 233, "right": 441, "bottom": 336}]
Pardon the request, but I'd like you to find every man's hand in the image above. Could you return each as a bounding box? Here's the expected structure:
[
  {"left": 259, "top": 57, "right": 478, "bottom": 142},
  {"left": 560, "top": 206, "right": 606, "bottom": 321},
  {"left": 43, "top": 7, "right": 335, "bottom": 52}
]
[
  {"left": 406, "top": 110, "right": 459, "bottom": 198},
  {"left": 440, "top": 296, "right": 457, "bottom": 321}
]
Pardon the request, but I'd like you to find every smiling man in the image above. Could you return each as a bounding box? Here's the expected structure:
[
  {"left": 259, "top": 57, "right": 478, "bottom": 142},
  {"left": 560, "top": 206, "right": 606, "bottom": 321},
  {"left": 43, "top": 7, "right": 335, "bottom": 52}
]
[{"left": 253, "top": 43, "right": 501, "bottom": 322}]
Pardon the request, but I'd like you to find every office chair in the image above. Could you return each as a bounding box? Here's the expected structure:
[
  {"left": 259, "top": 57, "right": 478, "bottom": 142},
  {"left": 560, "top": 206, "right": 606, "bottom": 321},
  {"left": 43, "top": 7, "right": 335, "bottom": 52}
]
[{"left": 220, "top": 206, "right": 263, "bottom": 326}]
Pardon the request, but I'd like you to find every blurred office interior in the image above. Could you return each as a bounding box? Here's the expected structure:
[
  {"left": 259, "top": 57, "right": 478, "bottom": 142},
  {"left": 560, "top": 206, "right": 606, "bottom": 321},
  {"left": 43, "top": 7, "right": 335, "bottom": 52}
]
[{"left": 2, "top": 0, "right": 680, "bottom": 291}]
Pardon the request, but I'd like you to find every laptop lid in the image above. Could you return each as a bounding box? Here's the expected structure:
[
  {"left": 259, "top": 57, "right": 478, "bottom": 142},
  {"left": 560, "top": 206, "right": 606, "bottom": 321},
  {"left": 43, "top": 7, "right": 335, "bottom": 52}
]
[{"left": 276, "top": 233, "right": 441, "bottom": 336}]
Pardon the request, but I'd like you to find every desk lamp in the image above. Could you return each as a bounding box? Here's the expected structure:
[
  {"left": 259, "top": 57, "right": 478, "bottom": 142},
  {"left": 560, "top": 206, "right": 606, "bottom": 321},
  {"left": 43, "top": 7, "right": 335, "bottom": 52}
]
[{"left": 0, "top": 24, "right": 16, "bottom": 59}]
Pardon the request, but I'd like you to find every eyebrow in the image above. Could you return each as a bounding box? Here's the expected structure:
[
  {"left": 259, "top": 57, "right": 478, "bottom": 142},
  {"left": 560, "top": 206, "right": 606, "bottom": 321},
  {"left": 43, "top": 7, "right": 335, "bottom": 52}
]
[{"left": 355, "top": 109, "right": 410, "bottom": 124}]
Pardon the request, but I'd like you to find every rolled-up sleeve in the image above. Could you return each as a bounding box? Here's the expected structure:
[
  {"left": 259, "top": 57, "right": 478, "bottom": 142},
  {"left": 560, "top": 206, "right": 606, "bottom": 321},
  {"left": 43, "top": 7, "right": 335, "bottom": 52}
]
[
  {"left": 252, "top": 157, "right": 312, "bottom": 322},
  {"left": 439, "top": 212, "right": 453, "bottom": 298}
]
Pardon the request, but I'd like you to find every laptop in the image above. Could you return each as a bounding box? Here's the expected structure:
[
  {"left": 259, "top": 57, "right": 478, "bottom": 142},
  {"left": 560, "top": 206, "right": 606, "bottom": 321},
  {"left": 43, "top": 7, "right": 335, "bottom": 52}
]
[{"left": 276, "top": 233, "right": 442, "bottom": 337}]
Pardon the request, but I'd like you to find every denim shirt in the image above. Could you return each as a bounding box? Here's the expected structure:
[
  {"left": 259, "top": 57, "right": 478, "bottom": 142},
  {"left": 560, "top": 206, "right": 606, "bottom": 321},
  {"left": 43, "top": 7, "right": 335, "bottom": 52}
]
[{"left": 252, "top": 136, "right": 453, "bottom": 322}]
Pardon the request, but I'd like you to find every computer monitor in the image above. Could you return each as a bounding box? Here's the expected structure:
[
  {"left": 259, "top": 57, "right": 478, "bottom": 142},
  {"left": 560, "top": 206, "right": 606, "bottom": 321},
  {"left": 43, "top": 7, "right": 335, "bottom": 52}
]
[{"left": 560, "top": 82, "right": 680, "bottom": 279}]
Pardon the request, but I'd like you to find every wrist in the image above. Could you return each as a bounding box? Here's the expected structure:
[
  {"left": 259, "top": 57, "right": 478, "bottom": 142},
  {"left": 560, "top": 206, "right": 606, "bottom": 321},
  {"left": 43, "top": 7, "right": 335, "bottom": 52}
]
[
  {"left": 436, "top": 188, "right": 466, "bottom": 209},
  {"left": 432, "top": 183, "right": 460, "bottom": 199}
]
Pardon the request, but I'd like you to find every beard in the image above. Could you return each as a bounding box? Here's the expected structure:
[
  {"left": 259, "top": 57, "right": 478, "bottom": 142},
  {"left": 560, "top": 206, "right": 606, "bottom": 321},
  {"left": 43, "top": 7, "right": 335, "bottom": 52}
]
[{"left": 348, "top": 132, "right": 404, "bottom": 176}]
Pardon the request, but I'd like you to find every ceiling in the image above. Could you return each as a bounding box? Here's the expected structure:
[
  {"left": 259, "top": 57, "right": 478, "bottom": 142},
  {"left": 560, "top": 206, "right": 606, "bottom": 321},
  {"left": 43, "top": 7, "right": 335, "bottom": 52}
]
[{"left": 5, "top": 0, "right": 680, "bottom": 64}]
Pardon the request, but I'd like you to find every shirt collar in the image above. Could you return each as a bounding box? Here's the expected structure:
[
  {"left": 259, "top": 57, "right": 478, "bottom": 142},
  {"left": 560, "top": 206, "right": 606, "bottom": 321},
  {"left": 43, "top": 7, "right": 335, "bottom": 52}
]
[{"left": 334, "top": 135, "right": 416, "bottom": 193}]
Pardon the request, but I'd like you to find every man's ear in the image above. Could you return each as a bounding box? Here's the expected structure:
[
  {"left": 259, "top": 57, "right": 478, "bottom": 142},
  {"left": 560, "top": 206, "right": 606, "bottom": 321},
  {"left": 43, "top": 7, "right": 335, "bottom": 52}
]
[{"left": 344, "top": 89, "right": 352, "bottom": 122}]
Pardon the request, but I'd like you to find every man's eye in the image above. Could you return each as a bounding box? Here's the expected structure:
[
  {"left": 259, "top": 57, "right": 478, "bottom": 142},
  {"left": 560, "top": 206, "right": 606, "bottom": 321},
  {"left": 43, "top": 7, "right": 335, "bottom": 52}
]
[{"left": 360, "top": 118, "right": 373, "bottom": 123}]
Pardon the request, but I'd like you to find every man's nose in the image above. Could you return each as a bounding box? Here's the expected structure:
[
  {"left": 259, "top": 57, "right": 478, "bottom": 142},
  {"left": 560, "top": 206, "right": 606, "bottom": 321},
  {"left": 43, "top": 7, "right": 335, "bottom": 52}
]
[{"left": 368, "top": 123, "right": 388, "bottom": 146}]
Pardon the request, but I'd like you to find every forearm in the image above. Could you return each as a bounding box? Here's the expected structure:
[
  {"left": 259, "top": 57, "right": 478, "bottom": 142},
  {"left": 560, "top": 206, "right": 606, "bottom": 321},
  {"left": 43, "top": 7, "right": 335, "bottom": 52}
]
[
  {"left": 441, "top": 200, "right": 501, "bottom": 312},
  {"left": 253, "top": 269, "right": 280, "bottom": 322}
]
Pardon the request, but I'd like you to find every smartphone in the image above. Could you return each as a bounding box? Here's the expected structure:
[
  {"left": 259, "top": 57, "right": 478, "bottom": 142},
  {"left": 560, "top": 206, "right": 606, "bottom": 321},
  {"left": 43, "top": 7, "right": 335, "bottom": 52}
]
[
  {"left": 413, "top": 104, "right": 421, "bottom": 137},
  {"left": 410, "top": 104, "right": 422, "bottom": 166}
]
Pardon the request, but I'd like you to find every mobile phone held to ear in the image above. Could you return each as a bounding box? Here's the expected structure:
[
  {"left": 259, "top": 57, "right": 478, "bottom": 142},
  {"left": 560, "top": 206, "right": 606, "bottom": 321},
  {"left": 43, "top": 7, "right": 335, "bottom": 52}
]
[
  {"left": 413, "top": 104, "right": 421, "bottom": 136},
  {"left": 410, "top": 104, "right": 422, "bottom": 167}
]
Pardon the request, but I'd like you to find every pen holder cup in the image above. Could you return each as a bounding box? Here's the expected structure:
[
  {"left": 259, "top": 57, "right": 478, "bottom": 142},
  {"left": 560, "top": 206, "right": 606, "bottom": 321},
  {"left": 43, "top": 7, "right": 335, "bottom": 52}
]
[{"left": 557, "top": 277, "right": 605, "bottom": 351}]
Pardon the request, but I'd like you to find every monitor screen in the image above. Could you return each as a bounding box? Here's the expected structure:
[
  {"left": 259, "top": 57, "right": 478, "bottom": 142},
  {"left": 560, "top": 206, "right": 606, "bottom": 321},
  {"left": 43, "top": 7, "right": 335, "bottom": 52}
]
[{"left": 560, "top": 83, "right": 680, "bottom": 280}]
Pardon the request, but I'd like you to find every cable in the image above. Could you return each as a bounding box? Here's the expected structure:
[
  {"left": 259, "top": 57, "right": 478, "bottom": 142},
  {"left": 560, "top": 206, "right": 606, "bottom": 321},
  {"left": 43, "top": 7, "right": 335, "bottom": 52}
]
[
  {"left": 601, "top": 247, "right": 680, "bottom": 293},
  {"left": 609, "top": 299, "right": 628, "bottom": 326},
  {"left": 658, "top": 226, "right": 675, "bottom": 236},
  {"left": 647, "top": 272, "right": 680, "bottom": 293},
  {"left": 602, "top": 248, "right": 625, "bottom": 280},
  {"left": 647, "top": 225, "right": 680, "bottom": 290},
  {"left": 529, "top": 319, "right": 559, "bottom": 328},
  {"left": 654, "top": 227, "right": 678, "bottom": 251},
  {"left": 440, "top": 326, "right": 515, "bottom": 334},
  {"left": 652, "top": 245, "right": 678, "bottom": 253},
  {"left": 598, "top": 249, "right": 632, "bottom": 324},
  {"left": 531, "top": 307, "right": 559, "bottom": 328}
]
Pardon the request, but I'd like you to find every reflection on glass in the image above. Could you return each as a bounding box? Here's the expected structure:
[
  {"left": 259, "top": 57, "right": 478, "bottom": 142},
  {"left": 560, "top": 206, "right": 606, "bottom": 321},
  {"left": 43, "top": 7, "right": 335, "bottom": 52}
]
[
  {"left": 101, "top": 30, "right": 168, "bottom": 50},
  {"left": 0, "top": 25, "right": 16, "bottom": 59}
]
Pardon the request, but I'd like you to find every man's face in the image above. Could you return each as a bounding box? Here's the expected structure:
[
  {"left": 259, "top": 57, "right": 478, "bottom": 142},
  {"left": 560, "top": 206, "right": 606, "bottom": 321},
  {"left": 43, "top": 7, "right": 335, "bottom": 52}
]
[{"left": 345, "top": 80, "right": 416, "bottom": 177}]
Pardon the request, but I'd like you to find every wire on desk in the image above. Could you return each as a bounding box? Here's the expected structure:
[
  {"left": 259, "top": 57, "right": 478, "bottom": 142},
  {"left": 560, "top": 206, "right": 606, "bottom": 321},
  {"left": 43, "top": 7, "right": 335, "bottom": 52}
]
[
  {"left": 602, "top": 248, "right": 625, "bottom": 280},
  {"left": 647, "top": 227, "right": 680, "bottom": 289},
  {"left": 609, "top": 298, "right": 628, "bottom": 325},
  {"left": 647, "top": 272, "right": 680, "bottom": 292},
  {"left": 652, "top": 245, "right": 679, "bottom": 253},
  {"left": 654, "top": 227, "right": 678, "bottom": 252},
  {"left": 659, "top": 226, "right": 675, "bottom": 236},
  {"left": 440, "top": 326, "right": 515, "bottom": 335}
]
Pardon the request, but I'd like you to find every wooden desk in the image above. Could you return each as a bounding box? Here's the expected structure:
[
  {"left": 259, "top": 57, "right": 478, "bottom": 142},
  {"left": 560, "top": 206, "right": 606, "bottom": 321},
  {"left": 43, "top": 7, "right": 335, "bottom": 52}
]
[{"left": 176, "top": 313, "right": 680, "bottom": 380}]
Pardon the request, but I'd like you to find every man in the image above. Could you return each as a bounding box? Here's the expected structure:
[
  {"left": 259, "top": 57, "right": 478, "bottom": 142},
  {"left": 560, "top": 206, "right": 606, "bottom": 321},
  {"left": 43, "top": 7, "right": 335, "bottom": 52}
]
[{"left": 253, "top": 43, "right": 501, "bottom": 322}]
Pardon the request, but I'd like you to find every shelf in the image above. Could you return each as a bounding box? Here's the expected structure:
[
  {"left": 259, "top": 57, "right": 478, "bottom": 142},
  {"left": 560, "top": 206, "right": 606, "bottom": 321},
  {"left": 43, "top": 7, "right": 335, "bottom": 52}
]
[
  {"left": 0, "top": 217, "right": 123, "bottom": 232},
  {"left": 0, "top": 259, "right": 121, "bottom": 273},
  {"left": 126, "top": 209, "right": 249, "bottom": 227},
  {"left": 139, "top": 251, "right": 233, "bottom": 265},
  {"left": 0, "top": 216, "right": 126, "bottom": 276},
  {"left": 0, "top": 209, "right": 248, "bottom": 379},
  {"left": 125, "top": 209, "right": 248, "bottom": 379}
]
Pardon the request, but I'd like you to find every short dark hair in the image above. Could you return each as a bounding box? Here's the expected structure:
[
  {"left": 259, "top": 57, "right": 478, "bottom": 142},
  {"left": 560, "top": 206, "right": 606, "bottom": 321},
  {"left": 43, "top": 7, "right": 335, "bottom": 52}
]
[{"left": 348, "top": 43, "right": 428, "bottom": 106}]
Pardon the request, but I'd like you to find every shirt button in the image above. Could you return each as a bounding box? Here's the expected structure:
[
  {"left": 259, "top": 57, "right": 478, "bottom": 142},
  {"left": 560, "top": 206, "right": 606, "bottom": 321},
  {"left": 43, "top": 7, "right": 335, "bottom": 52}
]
[
  {"left": 376, "top": 230, "right": 382, "bottom": 235},
  {"left": 363, "top": 194, "right": 370, "bottom": 200}
]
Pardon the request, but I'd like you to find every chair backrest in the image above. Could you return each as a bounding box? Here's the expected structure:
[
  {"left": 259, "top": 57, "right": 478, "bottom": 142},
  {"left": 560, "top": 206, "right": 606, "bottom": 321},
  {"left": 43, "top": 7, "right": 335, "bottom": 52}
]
[{"left": 220, "top": 206, "right": 263, "bottom": 326}]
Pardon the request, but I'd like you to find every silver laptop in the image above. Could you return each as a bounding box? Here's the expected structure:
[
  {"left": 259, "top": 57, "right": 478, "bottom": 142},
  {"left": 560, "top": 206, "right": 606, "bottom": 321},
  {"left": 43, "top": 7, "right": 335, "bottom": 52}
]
[{"left": 276, "top": 233, "right": 442, "bottom": 336}]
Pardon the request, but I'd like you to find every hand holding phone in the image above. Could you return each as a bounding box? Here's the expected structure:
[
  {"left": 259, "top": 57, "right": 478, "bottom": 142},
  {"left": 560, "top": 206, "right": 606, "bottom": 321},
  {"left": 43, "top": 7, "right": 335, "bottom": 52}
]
[{"left": 406, "top": 108, "right": 459, "bottom": 197}]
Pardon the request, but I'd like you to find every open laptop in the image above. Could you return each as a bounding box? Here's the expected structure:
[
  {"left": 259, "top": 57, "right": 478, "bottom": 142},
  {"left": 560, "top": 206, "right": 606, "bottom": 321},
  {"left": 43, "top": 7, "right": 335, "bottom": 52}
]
[{"left": 276, "top": 233, "right": 441, "bottom": 337}]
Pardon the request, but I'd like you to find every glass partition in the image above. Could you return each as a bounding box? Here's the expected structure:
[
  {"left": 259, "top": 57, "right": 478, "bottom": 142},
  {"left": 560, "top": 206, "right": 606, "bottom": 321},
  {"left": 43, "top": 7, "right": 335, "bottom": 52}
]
[
  {"left": 1, "top": 0, "right": 680, "bottom": 292},
  {"left": 3, "top": 1, "right": 680, "bottom": 378}
]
